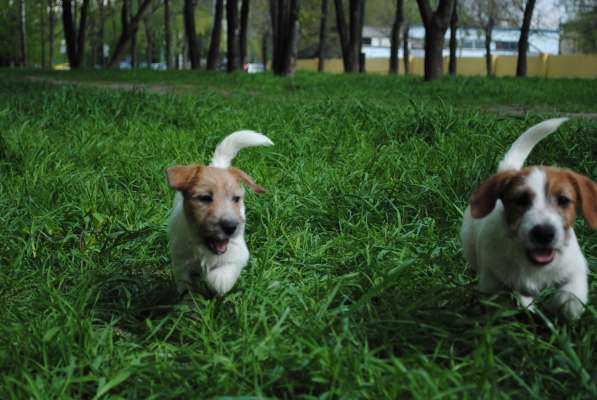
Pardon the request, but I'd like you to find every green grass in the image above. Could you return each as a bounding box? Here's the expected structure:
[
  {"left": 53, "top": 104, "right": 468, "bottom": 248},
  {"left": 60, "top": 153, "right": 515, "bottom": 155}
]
[{"left": 0, "top": 70, "right": 596, "bottom": 399}]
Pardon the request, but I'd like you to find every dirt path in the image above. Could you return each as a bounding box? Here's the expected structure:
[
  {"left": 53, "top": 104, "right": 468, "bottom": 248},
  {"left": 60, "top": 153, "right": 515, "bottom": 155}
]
[
  {"left": 26, "top": 76, "right": 597, "bottom": 118},
  {"left": 486, "top": 105, "right": 597, "bottom": 119},
  {"left": 26, "top": 76, "right": 196, "bottom": 95}
]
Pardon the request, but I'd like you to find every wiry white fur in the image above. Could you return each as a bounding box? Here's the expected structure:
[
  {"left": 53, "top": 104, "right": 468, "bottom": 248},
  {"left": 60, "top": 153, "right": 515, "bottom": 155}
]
[
  {"left": 168, "top": 130, "right": 272, "bottom": 297},
  {"left": 211, "top": 130, "right": 274, "bottom": 168},
  {"left": 168, "top": 192, "right": 249, "bottom": 296},
  {"left": 461, "top": 119, "right": 588, "bottom": 320},
  {"left": 498, "top": 118, "right": 568, "bottom": 172}
]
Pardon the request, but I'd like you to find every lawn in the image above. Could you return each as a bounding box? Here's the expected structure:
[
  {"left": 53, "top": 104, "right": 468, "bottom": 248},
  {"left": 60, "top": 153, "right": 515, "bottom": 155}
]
[{"left": 0, "top": 70, "right": 596, "bottom": 399}]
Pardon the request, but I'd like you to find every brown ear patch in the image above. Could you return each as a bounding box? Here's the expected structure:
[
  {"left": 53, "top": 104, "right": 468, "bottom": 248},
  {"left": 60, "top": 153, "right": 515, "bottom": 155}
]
[
  {"left": 570, "top": 171, "right": 597, "bottom": 229},
  {"left": 228, "top": 167, "right": 266, "bottom": 193},
  {"left": 469, "top": 171, "right": 519, "bottom": 218},
  {"left": 166, "top": 165, "right": 202, "bottom": 191}
]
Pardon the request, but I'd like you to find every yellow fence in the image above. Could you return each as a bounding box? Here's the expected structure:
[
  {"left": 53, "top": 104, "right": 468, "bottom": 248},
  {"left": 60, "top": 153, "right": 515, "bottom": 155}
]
[{"left": 297, "top": 54, "right": 597, "bottom": 79}]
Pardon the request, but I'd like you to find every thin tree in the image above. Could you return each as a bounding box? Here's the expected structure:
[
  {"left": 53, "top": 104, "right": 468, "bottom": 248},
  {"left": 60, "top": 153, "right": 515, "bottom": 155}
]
[
  {"left": 389, "top": 0, "right": 404, "bottom": 74},
  {"left": 448, "top": 0, "right": 458, "bottom": 76},
  {"left": 207, "top": 0, "right": 224, "bottom": 70},
  {"left": 239, "top": 0, "right": 250, "bottom": 66},
  {"left": 317, "top": 0, "right": 328, "bottom": 72},
  {"left": 227, "top": 0, "right": 240, "bottom": 71},
  {"left": 19, "top": 0, "right": 28, "bottom": 67},
  {"left": 48, "top": 0, "right": 56, "bottom": 68},
  {"left": 132, "top": 2, "right": 139, "bottom": 68},
  {"left": 516, "top": 0, "right": 536, "bottom": 77},
  {"left": 415, "top": 0, "right": 455, "bottom": 81},
  {"left": 143, "top": 2, "right": 157, "bottom": 65},
  {"left": 40, "top": 1, "right": 46, "bottom": 68},
  {"left": 184, "top": 0, "right": 201, "bottom": 69},
  {"left": 97, "top": 0, "right": 105, "bottom": 66},
  {"left": 466, "top": 0, "right": 500, "bottom": 76},
  {"left": 403, "top": 22, "right": 410, "bottom": 74},
  {"left": 334, "top": 0, "right": 350, "bottom": 71},
  {"left": 261, "top": 29, "right": 268, "bottom": 70},
  {"left": 164, "top": 0, "right": 172, "bottom": 68},
  {"left": 334, "top": 0, "right": 365, "bottom": 73},
  {"left": 269, "top": 0, "right": 300, "bottom": 76},
  {"left": 62, "top": 0, "right": 90, "bottom": 69},
  {"left": 107, "top": 0, "right": 153, "bottom": 68}
]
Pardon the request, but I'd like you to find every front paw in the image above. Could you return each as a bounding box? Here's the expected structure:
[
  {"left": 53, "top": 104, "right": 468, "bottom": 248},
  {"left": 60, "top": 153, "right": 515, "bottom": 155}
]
[{"left": 546, "top": 291, "right": 585, "bottom": 321}]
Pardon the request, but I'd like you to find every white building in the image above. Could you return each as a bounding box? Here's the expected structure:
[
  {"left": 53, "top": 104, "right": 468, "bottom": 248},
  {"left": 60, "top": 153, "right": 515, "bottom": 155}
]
[{"left": 361, "top": 25, "right": 560, "bottom": 59}]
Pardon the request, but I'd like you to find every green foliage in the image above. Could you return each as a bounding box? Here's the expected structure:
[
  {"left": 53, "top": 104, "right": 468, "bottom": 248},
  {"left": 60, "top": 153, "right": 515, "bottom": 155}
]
[
  {"left": 563, "top": 6, "right": 597, "bottom": 53},
  {"left": 0, "top": 69, "right": 597, "bottom": 398}
]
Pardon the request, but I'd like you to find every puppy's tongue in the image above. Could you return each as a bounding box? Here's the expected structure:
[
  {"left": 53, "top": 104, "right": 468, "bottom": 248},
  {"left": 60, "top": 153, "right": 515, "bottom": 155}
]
[
  {"left": 210, "top": 239, "right": 229, "bottom": 255},
  {"left": 528, "top": 248, "right": 555, "bottom": 265}
]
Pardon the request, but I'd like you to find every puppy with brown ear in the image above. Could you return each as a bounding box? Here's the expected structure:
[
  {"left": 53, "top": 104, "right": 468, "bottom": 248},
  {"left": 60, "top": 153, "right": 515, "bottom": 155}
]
[
  {"left": 166, "top": 131, "right": 273, "bottom": 297},
  {"left": 461, "top": 118, "right": 596, "bottom": 320}
]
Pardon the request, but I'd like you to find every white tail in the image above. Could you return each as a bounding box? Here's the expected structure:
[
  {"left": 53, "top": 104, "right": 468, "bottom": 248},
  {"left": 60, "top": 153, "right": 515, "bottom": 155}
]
[
  {"left": 498, "top": 118, "right": 568, "bottom": 172},
  {"left": 210, "top": 130, "right": 274, "bottom": 168}
]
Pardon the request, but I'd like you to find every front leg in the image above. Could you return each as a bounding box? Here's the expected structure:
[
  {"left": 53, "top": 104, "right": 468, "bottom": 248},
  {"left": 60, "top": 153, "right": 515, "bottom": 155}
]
[
  {"left": 478, "top": 268, "right": 501, "bottom": 294},
  {"left": 205, "top": 263, "right": 243, "bottom": 296},
  {"left": 546, "top": 273, "right": 588, "bottom": 321}
]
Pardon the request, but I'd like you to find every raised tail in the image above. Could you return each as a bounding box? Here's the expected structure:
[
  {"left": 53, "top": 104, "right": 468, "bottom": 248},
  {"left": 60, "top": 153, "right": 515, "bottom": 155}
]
[
  {"left": 210, "top": 130, "right": 274, "bottom": 168},
  {"left": 497, "top": 118, "right": 568, "bottom": 172}
]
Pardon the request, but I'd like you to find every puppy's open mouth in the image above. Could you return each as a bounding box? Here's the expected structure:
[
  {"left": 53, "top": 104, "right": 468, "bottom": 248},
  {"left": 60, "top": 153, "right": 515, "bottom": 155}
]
[
  {"left": 206, "top": 238, "right": 229, "bottom": 255},
  {"left": 526, "top": 247, "right": 556, "bottom": 266}
]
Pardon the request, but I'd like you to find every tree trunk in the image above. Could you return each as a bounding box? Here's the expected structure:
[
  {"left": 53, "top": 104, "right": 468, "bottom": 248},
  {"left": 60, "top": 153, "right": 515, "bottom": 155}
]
[
  {"left": 239, "top": 0, "right": 250, "bottom": 66},
  {"left": 389, "top": 0, "right": 403, "bottom": 74},
  {"left": 97, "top": 0, "right": 105, "bottom": 66},
  {"left": 334, "top": 0, "right": 351, "bottom": 72},
  {"left": 130, "top": 0, "right": 138, "bottom": 68},
  {"left": 270, "top": 0, "right": 300, "bottom": 76},
  {"left": 40, "top": 2, "right": 46, "bottom": 68},
  {"left": 184, "top": 0, "right": 201, "bottom": 69},
  {"left": 484, "top": 18, "right": 494, "bottom": 76},
  {"left": 144, "top": 13, "right": 153, "bottom": 64},
  {"left": 516, "top": 0, "right": 536, "bottom": 77},
  {"left": 227, "top": 0, "right": 240, "bottom": 72},
  {"left": 287, "top": 2, "right": 300, "bottom": 75},
  {"left": 19, "top": 0, "right": 28, "bottom": 67},
  {"left": 107, "top": 0, "right": 153, "bottom": 68},
  {"left": 416, "top": 0, "right": 455, "bottom": 81},
  {"left": 90, "top": 7, "right": 98, "bottom": 66},
  {"left": 62, "top": 0, "right": 78, "bottom": 68},
  {"left": 76, "top": 0, "right": 90, "bottom": 68},
  {"left": 403, "top": 23, "right": 410, "bottom": 74},
  {"left": 207, "top": 0, "right": 224, "bottom": 71},
  {"left": 317, "top": 0, "right": 328, "bottom": 72},
  {"left": 448, "top": 0, "right": 457, "bottom": 76},
  {"left": 423, "top": 24, "right": 445, "bottom": 81},
  {"left": 348, "top": 0, "right": 361, "bottom": 71},
  {"left": 335, "top": 0, "right": 364, "bottom": 73},
  {"left": 164, "top": 0, "right": 171, "bottom": 68},
  {"left": 261, "top": 30, "right": 268, "bottom": 70},
  {"left": 48, "top": 0, "right": 55, "bottom": 68}
]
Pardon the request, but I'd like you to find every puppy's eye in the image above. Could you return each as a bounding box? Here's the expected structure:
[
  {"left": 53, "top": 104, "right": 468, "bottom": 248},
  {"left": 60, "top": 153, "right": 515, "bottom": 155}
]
[
  {"left": 512, "top": 193, "right": 531, "bottom": 207},
  {"left": 557, "top": 194, "right": 571, "bottom": 208},
  {"left": 232, "top": 195, "right": 241, "bottom": 203},
  {"left": 193, "top": 194, "right": 213, "bottom": 204}
]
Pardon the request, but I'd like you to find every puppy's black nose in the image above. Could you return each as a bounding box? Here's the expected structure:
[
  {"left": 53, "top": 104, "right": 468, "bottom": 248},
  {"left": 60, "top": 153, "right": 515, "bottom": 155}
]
[
  {"left": 219, "top": 219, "right": 238, "bottom": 236},
  {"left": 530, "top": 224, "right": 556, "bottom": 245}
]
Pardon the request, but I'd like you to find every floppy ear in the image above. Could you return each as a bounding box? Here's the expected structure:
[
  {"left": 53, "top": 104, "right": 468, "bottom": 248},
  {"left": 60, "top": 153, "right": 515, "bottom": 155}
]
[
  {"left": 229, "top": 167, "right": 266, "bottom": 193},
  {"left": 569, "top": 172, "right": 597, "bottom": 229},
  {"left": 469, "top": 171, "right": 515, "bottom": 219},
  {"left": 166, "top": 165, "right": 201, "bottom": 191}
]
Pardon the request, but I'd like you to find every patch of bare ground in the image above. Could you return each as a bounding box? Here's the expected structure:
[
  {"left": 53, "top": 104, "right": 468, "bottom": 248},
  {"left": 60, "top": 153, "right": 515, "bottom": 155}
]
[{"left": 487, "top": 105, "right": 597, "bottom": 119}]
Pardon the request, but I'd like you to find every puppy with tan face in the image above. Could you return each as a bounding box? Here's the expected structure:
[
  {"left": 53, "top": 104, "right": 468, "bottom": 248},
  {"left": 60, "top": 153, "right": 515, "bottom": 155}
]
[
  {"left": 167, "top": 131, "right": 273, "bottom": 297},
  {"left": 461, "top": 118, "right": 596, "bottom": 320}
]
